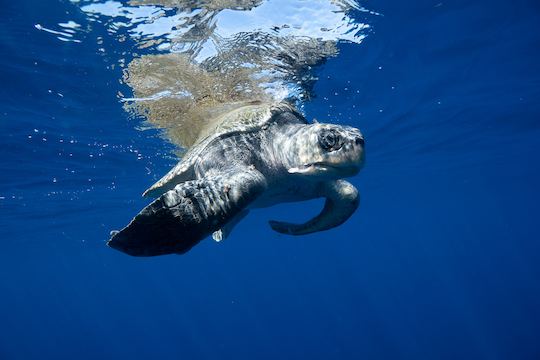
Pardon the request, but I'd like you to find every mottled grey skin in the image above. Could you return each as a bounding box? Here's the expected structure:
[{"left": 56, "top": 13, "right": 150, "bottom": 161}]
[{"left": 108, "top": 101, "right": 365, "bottom": 256}]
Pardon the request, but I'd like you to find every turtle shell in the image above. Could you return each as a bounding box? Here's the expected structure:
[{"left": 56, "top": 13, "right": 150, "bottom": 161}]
[{"left": 143, "top": 100, "right": 306, "bottom": 197}]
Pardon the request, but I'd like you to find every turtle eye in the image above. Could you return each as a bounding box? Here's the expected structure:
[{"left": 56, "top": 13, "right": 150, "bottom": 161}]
[{"left": 318, "top": 129, "right": 342, "bottom": 151}]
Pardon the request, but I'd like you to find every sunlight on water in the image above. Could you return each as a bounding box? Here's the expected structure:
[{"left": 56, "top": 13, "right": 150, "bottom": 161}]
[
  {"left": 34, "top": 21, "right": 84, "bottom": 43},
  {"left": 59, "top": 0, "right": 374, "bottom": 150}
]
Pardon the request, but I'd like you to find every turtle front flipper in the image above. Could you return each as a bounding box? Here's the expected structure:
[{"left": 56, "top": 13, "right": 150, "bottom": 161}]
[
  {"left": 109, "top": 168, "right": 266, "bottom": 256},
  {"left": 269, "top": 180, "right": 359, "bottom": 236}
]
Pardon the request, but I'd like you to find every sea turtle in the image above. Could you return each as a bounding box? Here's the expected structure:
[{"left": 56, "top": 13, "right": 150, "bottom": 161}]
[{"left": 108, "top": 101, "right": 365, "bottom": 256}]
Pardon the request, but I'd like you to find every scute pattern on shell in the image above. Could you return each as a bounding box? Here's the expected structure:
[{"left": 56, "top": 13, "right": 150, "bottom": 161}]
[
  {"left": 143, "top": 101, "right": 302, "bottom": 197},
  {"left": 195, "top": 101, "right": 272, "bottom": 143}
]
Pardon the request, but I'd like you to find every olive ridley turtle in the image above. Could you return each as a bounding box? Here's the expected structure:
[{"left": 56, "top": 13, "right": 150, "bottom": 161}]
[{"left": 108, "top": 101, "right": 365, "bottom": 256}]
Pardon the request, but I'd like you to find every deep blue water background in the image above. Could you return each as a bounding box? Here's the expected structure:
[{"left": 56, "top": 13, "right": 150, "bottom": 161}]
[{"left": 1, "top": 0, "right": 540, "bottom": 359}]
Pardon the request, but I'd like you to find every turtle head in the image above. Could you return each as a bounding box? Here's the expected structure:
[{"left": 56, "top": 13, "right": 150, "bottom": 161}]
[{"left": 287, "top": 123, "right": 365, "bottom": 179}]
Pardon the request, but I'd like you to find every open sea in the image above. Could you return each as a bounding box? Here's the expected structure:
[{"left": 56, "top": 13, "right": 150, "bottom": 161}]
[{"left": 1, "top": 0, "right": 540, "bottom": 359}]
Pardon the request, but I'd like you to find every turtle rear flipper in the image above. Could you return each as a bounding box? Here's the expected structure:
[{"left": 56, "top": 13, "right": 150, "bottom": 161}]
[
  {"left": 109, "top": 168, "right": 266, "bottom": 256},
  {"left": 212, "top": 209, "right": 249, "bottom": 242}
]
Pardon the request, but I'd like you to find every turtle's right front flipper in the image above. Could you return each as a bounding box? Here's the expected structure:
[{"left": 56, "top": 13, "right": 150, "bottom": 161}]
[
  {"left": 269, "top": 180, "right": 359, "bottom": 236},
  {"left": 108, "top": 168, "right": 266, "bottom": 256}
]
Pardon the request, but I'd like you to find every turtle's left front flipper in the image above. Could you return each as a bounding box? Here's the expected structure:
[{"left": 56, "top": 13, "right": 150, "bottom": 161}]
[
  {"left": 108, "top": 168, "right": 266, "bottom": 256},
  {"left": 269, "top": 180, "right": 359, "bottom": 236}
]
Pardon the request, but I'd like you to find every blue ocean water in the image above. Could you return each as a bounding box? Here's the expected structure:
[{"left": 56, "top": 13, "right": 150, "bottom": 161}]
[{"left": 1, "top": 0, "right": 540, "bottom": 359}]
